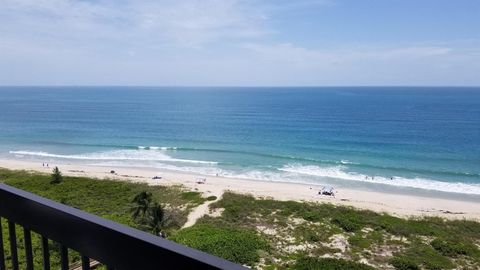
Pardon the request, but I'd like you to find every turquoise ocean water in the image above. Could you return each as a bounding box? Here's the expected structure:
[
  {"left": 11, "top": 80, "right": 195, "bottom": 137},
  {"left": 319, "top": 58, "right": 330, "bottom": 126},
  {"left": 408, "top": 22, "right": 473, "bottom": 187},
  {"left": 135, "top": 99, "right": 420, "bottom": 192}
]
[{"left": 0, "top": 87, "right": 479, "bottom": 198}]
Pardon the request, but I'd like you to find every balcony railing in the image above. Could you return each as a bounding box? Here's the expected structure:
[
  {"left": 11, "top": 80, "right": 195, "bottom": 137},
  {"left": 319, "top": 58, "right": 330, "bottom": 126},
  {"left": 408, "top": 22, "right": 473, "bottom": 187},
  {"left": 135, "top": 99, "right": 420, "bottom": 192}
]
[{"left": 0, "top": 183, "right": 247, "bottom": 270}]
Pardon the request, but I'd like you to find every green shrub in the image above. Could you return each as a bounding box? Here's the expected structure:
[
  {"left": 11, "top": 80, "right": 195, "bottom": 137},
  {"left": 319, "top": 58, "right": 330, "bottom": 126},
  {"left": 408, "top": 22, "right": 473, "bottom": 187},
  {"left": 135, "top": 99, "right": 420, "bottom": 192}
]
[
  {"left": 206, "top": 195, "right": 217, "bottom": 201},
  {"left": 391, "top": 257, "right": 420, "bottom": 270},
  {"left": 392, "top": 243, "right": 454, "bottom": 270},
  {"left": 180, "top": 191, "right": 205, "bottom": 204},
  {"left": 300, "top": 210, "right": 322, "bottom": 222},
  {"left": 430, "top": 238, "right": 476, "bottom": 257},
  {"left": 293, "top": 225, "right": 321, "bottom": 243},
  {"left": 292, "top": 257, "right": 374, "bottom": 270},
  {"left": 332, "top": 214, "right": 363, "bottom": 232},
  {"left": 50, "top": 166, "right": 62, "bottom": 184},
  {"left": 349, "top": 234, "right": 373, "bottom": 249},
  {"left": 171, "top": 224, "right": 267, "bottom": 266}
]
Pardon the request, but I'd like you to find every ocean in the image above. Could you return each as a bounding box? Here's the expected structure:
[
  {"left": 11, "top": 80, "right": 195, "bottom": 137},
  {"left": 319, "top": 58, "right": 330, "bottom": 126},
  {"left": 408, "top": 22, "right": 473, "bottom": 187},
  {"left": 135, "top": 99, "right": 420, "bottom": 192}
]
[{"left": 0, "top": 87, "right": 479, "bottom": 198}]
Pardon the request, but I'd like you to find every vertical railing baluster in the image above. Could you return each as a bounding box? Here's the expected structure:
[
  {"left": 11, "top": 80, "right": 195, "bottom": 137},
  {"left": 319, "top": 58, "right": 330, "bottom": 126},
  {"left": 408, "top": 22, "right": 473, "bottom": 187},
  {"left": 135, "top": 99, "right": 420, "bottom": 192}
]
[
  {"left": 23, "top": 228, "right": 34, "bottom": 270},
  {"left": 0, "top": 218, "right": 6, "bottom": 270},
  {"left": 41, "top": 236, "right": 50, "bottom": 270},
  {"left": 7, "top": 221, "right": 18, "bottom": 270},
  {"left": 81, "top": 256, "right": 89, "bottom": 270},
  {"left": 60, "top": 245, "right": 68, "bottom": 270}
]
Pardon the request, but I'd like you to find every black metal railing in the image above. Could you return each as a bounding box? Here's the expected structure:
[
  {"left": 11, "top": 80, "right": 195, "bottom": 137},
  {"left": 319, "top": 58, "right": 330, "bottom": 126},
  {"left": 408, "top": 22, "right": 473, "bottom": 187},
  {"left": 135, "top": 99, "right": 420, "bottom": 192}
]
[{"left": 0, "top": 183, "right": 247, "bottom": 270}]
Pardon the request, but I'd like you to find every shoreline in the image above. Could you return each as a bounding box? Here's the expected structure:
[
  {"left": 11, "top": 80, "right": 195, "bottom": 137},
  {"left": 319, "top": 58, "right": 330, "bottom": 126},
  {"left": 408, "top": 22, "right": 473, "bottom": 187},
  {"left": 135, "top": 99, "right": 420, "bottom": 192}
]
[{"left": 1, "top": 158, "right": 480, "bottom": 220}]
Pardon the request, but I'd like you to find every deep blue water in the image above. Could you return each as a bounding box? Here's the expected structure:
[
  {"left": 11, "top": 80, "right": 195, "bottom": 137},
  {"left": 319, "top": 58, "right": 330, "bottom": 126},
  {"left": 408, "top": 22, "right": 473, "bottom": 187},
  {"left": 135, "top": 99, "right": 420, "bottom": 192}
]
[{"left": 1, "top": 87, "right": 479, "bottom": 196}]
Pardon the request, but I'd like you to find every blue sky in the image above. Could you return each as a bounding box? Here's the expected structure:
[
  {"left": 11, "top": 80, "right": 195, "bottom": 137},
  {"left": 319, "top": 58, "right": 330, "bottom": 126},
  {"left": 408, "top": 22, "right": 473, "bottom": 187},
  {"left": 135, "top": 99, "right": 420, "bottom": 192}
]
[{"left": 0, "top": 0, "right": 479, "bottom": 86}]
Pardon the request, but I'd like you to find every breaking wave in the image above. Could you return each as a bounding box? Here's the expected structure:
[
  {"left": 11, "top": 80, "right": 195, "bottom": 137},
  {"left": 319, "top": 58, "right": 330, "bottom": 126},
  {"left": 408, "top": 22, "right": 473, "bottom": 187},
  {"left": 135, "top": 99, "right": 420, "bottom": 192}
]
[
  {"left": 138, "top": 146, "right": 178, "bottom": 150},
  {"left": 279, "top": 164, "right": 480, "bottom": 195},
  {"left": 9, "top": 150, "right": 217, "bottom": 165},
  {"left": 8, "top": 150, "right": 480, "bottom": 195}
]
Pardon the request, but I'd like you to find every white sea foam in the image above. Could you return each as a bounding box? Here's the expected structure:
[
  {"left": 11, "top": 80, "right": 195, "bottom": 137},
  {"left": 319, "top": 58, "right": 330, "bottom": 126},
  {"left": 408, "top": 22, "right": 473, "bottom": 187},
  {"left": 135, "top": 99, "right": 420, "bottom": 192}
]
[
  {"left": 138, "top": 146, "right": 146, "bottom": 149},
  {"left": 9, "top": 150, "right": 217, "bottom": 165},
  {"left": 139, "top": 163, "right": 480, "bottom": 196},
  {"left": 340, "top": 160, "right": 355, "bottom": 165},
  {"left": 160, "top": 147, "right": 177, "bottom": 150},
  {"left": 9, "top": 149, "right": 480, "bottom": 195},
  {"left": 88, "top": 161, "right": 480, "bottom": 195},
  {"left": 153, "top": 164, "right": 285, "bottom": 182},
  {"left": 279, "top": 164, "right": 480, "bottom": 195}
]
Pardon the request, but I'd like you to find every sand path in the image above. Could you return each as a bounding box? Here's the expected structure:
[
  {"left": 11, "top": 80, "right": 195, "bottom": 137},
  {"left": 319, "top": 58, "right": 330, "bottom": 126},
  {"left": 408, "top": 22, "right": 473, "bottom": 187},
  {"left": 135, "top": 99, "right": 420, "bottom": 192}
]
[{"left": 182, "top": 192, "right": 222, "bottom": 228}]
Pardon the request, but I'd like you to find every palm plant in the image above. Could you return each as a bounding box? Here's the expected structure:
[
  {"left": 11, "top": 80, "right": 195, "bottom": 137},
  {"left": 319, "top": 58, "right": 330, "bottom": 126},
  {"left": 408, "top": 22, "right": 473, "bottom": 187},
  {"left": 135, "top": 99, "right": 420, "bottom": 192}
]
[
  {"left": 130, "top": 191, "right": 153, "bottom": 221},
  {"left": 145, "top": 202, "right": 165, "bottom": 236}
]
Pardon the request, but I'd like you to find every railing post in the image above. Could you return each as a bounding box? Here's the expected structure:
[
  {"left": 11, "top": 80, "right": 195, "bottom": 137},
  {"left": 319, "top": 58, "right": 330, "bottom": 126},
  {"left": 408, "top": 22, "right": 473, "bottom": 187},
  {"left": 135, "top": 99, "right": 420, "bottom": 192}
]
[
  {"left": 60, "top": 245, "right": 69, "bottom": 270},
  {"left": 0, "top": 218, "right": 5, "bottom": 270},
  {"left": 81, "top": 256, "right": 89, "bottom": 270},
  {"left": 24, "top": 228, "right": 34, "bottom": 270},
  {"left": 8, "top": 221, "right": 19, "bottom": 270},
  {"left": 41, "top": 236, "right": 50, "bottom": 270}
]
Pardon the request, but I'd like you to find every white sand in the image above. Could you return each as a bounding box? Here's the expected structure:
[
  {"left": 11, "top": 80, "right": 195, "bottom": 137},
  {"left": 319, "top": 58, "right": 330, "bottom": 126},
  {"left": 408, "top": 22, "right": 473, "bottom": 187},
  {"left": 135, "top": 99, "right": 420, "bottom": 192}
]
[{"left": 1, "top": 158, "right": 479, "bottom": 220}]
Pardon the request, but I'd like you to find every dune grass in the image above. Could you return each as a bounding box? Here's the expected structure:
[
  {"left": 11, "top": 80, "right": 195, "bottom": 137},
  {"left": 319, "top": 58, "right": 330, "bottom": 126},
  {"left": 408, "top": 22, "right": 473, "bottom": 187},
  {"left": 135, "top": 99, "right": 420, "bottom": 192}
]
[{"left": 187, "top": 192, "right": 480, "bottom": 269}]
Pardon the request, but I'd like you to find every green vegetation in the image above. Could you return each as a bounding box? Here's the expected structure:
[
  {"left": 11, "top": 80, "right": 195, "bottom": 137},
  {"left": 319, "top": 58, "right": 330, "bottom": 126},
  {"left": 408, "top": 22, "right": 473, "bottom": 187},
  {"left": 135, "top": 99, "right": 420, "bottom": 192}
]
[
  {"left": 131, "top": 191, "right": 153, "bottom": 220},
  {"left": 0, "top": 168, "right": 206, "bottom": 226},
  {"left": 291, "top": 257, "right": 374, "bottom": 270},
  {"left": 129, "top": 191, "right": 182, "bottom": 236},
  {"left": 390, "top": 257, "right": 420, "bottom": 270},
  {"left": 180, "top": 191, "right": 206, "bottom": 204},
  {"left": 141, "top": 202, "right": 165, "bottom": 236},
  {"left": 172, "top": 224, "right": 268, "bottom": 267},
  {"left": 1, "top": 168, "right": 480, "bottom": 269},
  {"left": 430, "top": 237, "right": 479, "bottom": 258},
  {"left": 392, "top": 242, "right": 454, "bottom": 270},
  {"left": 194, "top": 192, "right": 480, "bottom": 269},
  {"left": 206, "top": 195, "right": 218, "bottom": 201},
  {"left": 50, "top": 166, "right": 62, "bottom": 184},
  {"left": 332, "top": 212, "right": 363, "bottom": 232}
]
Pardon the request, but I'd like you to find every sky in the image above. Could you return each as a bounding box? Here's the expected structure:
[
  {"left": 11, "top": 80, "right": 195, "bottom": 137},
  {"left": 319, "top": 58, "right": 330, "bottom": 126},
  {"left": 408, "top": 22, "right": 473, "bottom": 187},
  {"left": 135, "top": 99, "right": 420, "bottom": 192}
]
[{"left": 0, "top": 0, "right": 479, "bottom": 86}]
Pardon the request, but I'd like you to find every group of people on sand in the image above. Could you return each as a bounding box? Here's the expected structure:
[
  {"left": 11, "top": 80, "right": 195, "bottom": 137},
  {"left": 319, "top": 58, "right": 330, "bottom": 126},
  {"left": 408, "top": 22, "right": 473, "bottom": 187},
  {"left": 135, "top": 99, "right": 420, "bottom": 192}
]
[
  {"left": 42, "top": 163, "right": 50, "bottom": 168},
  {"left": 315, "top": 186, "right": 336, "bottom": 197}
]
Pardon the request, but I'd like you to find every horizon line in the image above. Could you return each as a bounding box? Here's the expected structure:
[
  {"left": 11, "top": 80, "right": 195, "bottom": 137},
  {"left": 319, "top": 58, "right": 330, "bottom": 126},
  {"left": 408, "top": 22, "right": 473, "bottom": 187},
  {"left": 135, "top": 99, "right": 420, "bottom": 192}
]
[{"left": 1, "top": 85, "right": 480, "bottom": 88}]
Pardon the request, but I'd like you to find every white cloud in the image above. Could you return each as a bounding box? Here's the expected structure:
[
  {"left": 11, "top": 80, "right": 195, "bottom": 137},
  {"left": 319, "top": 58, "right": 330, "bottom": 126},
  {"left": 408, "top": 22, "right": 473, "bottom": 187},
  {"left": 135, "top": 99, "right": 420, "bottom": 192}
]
[
  {"left": 236, "top": 42, "right": 479, "bottom": 86},
  {"left": 262, "top": 0, "right": 335, "bottom": 10},
  {"left": 0, "top": 0, "right": 478, "bottom": 86},
  {"left": 0, "top": 0, "right": 267, "bottom": 48},
  {"left": 242, "top": 43, "right": 453, "bottom": 65}
]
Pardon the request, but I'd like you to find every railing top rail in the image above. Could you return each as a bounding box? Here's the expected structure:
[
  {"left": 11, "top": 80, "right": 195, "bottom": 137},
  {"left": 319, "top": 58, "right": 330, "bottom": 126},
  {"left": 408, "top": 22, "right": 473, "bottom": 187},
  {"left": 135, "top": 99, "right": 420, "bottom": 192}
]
[{"left": 0, "top": 183, "right": 248, "bottom": 270}]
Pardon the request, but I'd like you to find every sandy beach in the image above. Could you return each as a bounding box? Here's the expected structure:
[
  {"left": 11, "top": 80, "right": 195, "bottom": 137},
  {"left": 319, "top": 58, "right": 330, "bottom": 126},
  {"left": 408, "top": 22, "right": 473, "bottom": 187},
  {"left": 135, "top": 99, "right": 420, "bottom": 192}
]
[{"left": 1, "top": 158, "right": 479, "bottom": 220}]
